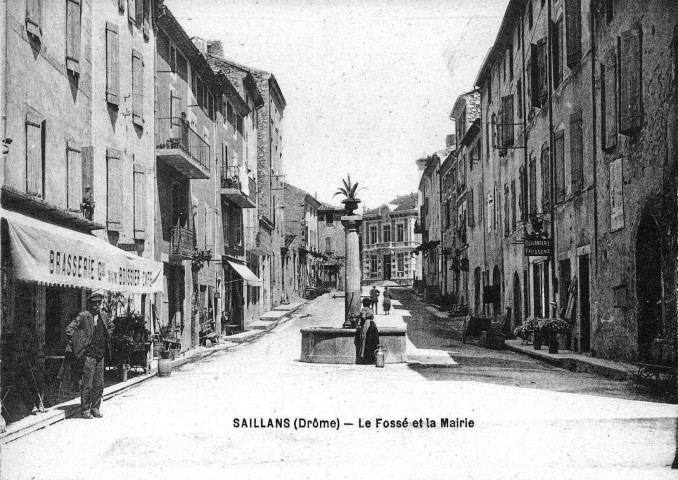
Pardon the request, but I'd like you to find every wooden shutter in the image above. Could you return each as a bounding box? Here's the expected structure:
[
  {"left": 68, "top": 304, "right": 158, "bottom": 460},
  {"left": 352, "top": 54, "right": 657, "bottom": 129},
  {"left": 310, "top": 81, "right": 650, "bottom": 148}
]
[
  {"left": 602, "top": 56, "right": 617, "bottom": 149},
  {"left": 541, "top": 145, "right": 551, "bottom": 211},
  {"left": 478, "top": 182, "right": 484, "bottom": 226},
  {"left": 529, "top": 157, "right": 537, "bottom": 215},
  {"left": 106, "top": 22, "right": 120, "bottom": 106},
  {"left": 107, "top": 148, "right": 123, "bottom": 229},
  {"left": 468, "top": 187, "right": 475, "bottom": 227},
  {"left": 519, "top": 167, "right": 526, "bottom": 221},
  {"left": 566, "top": 0, "right": 582, "bottom": 68},
  {"left": 530, "top": 45, "right": 540, "bottom": 107},
  {"left": 619, "top": 29, "right": 643, "bottom": 135},
  {"left": 143, "top": 0, "right": 151, "bottom": 38},
  {"left": 570, "top": 112, "right": 584, "bottom": 191},
  {"left": 504, "top": 184, "right": 510, "bottom": 235},
  {"left": 127, "top": 0, "right": 136, "bottom": 23},
  {"left": 517, "top": 79, "right": 523, "bottom": 119},
  {"left": 25, "top": 114, "right": 43, "bottom": 197},
  {"left": 132, "top": 49, "right": 144, "bottom": 126},
  {"left": 538, "top": 39, "right": 548, "bottom": 106},
  {"left": 118, "top": 0, "right": 125, "bottom": 13},
  {"left": 511, "top": 180, "right": 516, "bottom": 232},
  {"left": 135, "top": 0, "right": 143, "bottom": 28},
  {"left": 134, "top": 168, "right": 147, "bottom": 239},
  {"left": 66, "top": 0, "right": 81, "bottom": 74},
  {"left": 555, "top": 131, "right": 565, "bottom": 203},
  {"left": 25, "top": 0, "right": 42, "bottom": 40},
  {"left": 82, "top": 146, "right": 94, "bottom": 202},
  {"left": 67, "top": 141, "right": 82, "bottom": 211},
  {"left": 502, "top": 95, "right": 514, "bottom": 146}
]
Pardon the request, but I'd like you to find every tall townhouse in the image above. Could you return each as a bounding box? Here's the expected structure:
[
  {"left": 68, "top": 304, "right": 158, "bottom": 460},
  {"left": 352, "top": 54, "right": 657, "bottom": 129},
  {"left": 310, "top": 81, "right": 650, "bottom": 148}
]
[
  {"left": 591, "top": 0, "right": 678, "bottom": 361},
  {"left": 361, "top": 194, "right": 419, "bottom": 287},
  {"left": 154, "top": 5, "right": 222, "bottom": 351},
  {"left": 0, "top": 0, "right": 163, "bottom": 428},
  {"left": 207, "top": 46, "right": 264, "bottom": 331},
  {"left": 283, "top": 183, "right": 320, "bottom": 299},
  {"left": 318, "top": 203, "right": 346, "bottom": 290},
  {"left": 439, "top": 151, "right": 456, "bottom": 300}
]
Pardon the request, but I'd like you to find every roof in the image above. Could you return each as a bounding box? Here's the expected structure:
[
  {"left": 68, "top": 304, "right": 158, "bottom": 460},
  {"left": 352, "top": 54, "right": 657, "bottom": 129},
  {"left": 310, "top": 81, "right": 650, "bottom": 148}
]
[
  {"left": 365, "top": 193, "right": 418, "bottom": 215},
  {"left": 285, "top": 183, "right": 321, "bottom": 209},
  {"left": 208, "top": 54, "right": 264, "bottom": 109},
  {"left": 450, "top": 89, "right": 480, "bottom": 120},
  {"left": 318, "top": 202, "right": 343, "bottom": 212}
]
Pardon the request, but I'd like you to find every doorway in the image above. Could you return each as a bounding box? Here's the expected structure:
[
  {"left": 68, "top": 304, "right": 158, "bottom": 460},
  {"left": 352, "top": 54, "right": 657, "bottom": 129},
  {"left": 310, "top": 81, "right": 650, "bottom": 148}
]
[
  {"left": 383, "top": 254, "right": 392, "bottom": 280},
  {"left": 636, "top": 214, "right": 662, "bottom": 360},
  {"left": 512, "top": 272, "right": 522, "bottom": 328},
  {"left": 579, "top": 255, "right": 591, "bottom": 353}
]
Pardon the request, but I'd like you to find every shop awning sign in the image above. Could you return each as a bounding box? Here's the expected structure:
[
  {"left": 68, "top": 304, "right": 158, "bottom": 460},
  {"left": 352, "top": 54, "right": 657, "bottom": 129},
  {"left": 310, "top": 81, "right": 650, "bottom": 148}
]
[
  {"left": 2, "top": 209, "right": 163, "bottom": 293},
  {"left": 524, "top": 236, "right": 552, "bottom": 257},
  {"left": 224, "top": 257, "right": 262, "bottom": 286}
]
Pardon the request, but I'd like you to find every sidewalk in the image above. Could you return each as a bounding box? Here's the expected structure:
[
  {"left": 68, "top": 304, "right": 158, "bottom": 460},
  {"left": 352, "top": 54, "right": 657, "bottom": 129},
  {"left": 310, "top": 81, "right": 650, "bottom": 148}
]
[{"left": 0, "top": 301, "right": 306, "bottom": 445}]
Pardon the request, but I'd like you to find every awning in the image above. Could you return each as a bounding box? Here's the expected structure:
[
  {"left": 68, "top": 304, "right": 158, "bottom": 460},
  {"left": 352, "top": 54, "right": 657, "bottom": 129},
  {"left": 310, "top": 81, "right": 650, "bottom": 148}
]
[
  {"left": 2, "top": 209, "right": 163, "bottom": 293},
  {"left": 224, "top": 257, "right": 262, "bottom": 286}
]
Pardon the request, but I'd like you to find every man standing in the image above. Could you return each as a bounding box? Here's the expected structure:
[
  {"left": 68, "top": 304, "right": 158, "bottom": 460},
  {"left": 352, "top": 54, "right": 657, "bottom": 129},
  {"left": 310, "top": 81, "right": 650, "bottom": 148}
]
[
  {"left": 369, "top": 285, "right": 380, "bottom": 315},
  {"left": 66, "top": 290, "right": 113, "bottom": 419}
]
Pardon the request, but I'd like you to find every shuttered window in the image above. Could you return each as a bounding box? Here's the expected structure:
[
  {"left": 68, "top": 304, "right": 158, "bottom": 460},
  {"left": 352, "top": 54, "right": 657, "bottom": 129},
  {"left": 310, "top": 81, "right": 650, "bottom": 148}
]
[
  {"left": 601, "top": 56, "right": 617, "bottom": 150},
  {"left": 555, "top": 131, "right": 565, "bottom": 203},
  {"left": 501, "top": 95, "right": 514, "bottom": 147},
  {"left": 107, "top": 148, "right": 123, "bottom": 229},
  {"left": 519, "top": 166, "right": 528, "bottom": 221},
  {"left": 517, "top": 79, "right": 523, "bottom": 119},
  {"left": 468, "top": 187, "right": 475, "bottom": 227},
  {"left": 142, "top": 0, "right": 151, "bottom": 39},
  {"left": 135, "top": 0, "right": 143, "bottom": 26},
  {"left": 531, "top": 39, "right": 548, "bottom": 108},
  {"left": 541, "top": 145, "right": 551, "bottom": 211},
  {"left": 118, "top": 0, "right": 125, "bottom": 14},
  {"left": 529, "top": 156, "right": 537, "bottom": 215},
  {"left": 82, "top": 146, "right": 94, "bottom": 203},
  {"left": 478, "top": 183, "right": 484, "bottom": 226},
  {"left": 132, "top": 49, "right": 144, "bottom": 126},
  {"left": 511, "top": 180, "right": 517, "bottom": 232},
  {"left": 619, "top": 29, "right": 643, "bottom": 135},
  {"left": 106, "top": 22, "right": 120, "bottom": 107},
  {"left": 134, "top": 168, "right": 146, "bottom": 239},
  {"left": 127, "top": 0, "right": 136, "bottom": 23},
  {"left": 25, "top": 114, "right": 44, "bottom": 198},
  {"left": 504, "top": 184, "right": 510, "bottom": 236},
  {"left": 66, "top": 0, "right": 81, "bottom": 74},
  {"left": 570, "top": 112, "right": 584, "bottom": 192},
  {"left": 552, "top": 19, "right": 563, "bottom": 87},
  {"left": 26, "top": 0, "right": 42, "bottom": 41},
  {"left": 566, "top": 0, "right": 582, "bottom": 68},
  {"left": 66, "top": 141, "right": 82, "bottom": 211}
]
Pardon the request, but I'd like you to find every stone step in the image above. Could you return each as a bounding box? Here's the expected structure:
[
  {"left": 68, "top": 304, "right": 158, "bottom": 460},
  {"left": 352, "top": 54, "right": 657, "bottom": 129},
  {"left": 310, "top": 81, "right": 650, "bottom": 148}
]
[
  {"left": 248, "top": 320, "right": 271, "bottom": 330},
  {"left": 260, "top": 310, "right": 288, "bottom": 321},
  {"left": 273, "top": 302, "right": 303, "bottom": 311}
]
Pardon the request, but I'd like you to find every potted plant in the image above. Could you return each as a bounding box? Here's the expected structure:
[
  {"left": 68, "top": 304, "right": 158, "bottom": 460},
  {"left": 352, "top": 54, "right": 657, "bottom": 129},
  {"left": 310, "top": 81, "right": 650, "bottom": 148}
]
[
  {"left": 513, "top": 325, "right": 527, "bottom": 345},
  {"left": 333, "top": 174, "right": 364, "bottom": 214},
  {"left": 80, "top": 194, "right": 95, "bottom": 220},
  {"left": 539, "top": 318, "right": 572, "bottom": 354},
  {"left": 522, "top": 317, "right": 542, "bottom": 350}
]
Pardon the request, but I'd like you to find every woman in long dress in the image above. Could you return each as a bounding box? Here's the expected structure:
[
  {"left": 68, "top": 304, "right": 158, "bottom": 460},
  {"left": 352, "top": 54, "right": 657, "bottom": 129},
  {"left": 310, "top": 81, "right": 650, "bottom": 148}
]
[
  {"left": 382, "top": 287, "right": 392, "bottom": 315},
  {"left": 355, "top": 298, "right": 380, "bottom": 364}
]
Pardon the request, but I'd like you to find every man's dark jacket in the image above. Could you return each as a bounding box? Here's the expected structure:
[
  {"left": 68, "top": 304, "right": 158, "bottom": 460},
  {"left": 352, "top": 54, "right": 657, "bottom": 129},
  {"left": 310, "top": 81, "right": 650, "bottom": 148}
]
[{"left": 66, "top": 311, "right": 113, "bottom": 360}]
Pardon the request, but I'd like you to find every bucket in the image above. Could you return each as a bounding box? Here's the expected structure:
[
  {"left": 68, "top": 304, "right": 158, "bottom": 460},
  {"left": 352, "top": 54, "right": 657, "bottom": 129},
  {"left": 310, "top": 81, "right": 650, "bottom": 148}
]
[{"left": 158, "top": 358, "right": 172, "bottom": 377}]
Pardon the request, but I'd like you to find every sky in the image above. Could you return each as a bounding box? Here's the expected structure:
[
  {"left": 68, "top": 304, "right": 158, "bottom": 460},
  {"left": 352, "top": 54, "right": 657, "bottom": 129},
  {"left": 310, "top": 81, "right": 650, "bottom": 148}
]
[{"left": 166, "top": 0, "right": 508, "bottom": 208}]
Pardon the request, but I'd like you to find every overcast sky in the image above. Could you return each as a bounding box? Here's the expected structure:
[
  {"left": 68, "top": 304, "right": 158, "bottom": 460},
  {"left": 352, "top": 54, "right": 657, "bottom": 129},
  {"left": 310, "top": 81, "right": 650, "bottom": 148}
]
[{"left": 166, "top": 0, "right": 508, "bottom": 208}]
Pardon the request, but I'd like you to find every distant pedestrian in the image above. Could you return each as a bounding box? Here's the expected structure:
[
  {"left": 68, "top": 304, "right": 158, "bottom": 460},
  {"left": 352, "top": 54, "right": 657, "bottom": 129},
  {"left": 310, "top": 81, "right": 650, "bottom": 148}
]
[
  {"left": 369, "top": 286, "right": 380, "bottom": 314},
  {"left": 66, "top": 290, "right": 113, "bottom": 419},
  {"left": 382, "top": 287, "right": 392, "bottom": 315},
  {"left": 355, "top": 298, "right": 380, "bottom": 365}
]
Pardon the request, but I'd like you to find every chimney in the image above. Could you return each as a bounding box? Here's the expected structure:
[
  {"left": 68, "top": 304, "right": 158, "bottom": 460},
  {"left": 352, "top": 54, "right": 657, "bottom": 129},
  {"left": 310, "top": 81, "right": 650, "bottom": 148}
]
[
  {"left": 445, "top": 133, "right": 456, "bottom": 148},
  {"left": 207, "top": 40, "right": 224, "bottom": 58},
  {"left": 191, "top": 36, "right": 207, "bottom": 55}
]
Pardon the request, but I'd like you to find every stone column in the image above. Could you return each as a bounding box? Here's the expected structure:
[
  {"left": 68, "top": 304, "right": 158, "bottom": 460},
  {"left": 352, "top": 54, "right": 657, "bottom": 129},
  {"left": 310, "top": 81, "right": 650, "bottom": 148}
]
[{"left": 341, "top": 215, "right": 362, "bottom": 325}]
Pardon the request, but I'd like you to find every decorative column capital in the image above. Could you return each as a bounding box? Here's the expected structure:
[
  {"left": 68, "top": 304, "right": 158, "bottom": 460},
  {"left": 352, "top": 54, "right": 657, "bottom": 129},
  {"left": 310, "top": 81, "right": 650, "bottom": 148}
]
[{"left": 341, "top": 215, "right": 362, "bottom": 232}]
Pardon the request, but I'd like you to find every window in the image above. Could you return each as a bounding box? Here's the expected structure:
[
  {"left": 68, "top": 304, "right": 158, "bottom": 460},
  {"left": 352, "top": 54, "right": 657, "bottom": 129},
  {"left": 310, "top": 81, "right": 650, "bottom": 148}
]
[
  {"left": 176, "top": 52, "right": 188, "bottom": 82},
  {"left": 527, "top": 0, "right": 533, "bottom": 30},
  {"left": 370, "top": 225, "right": 377, "bottom": 244},
  {"left": 478, "top": 183, "right": 484, "bottom": 226},
  {"left": 530, "top": 39, "right": 548, "bottom": 108},
  {"left": 619, "top": 29, "right": 643, "bottom": 135},
  {"left": 208, "top": 92, "right": 215, "bottom": 120},
  {"left": 236, "top": 114, "right": 243, "bottom": 136},
  {"left": 325, "top": 237, "right": 332, "bottom": 252},
  {"left": 504, "top": 184, "right": 510, "bottom": 236},
  {"left": 605, "top": 0, "right": 613, "bottom": 23},
  {"left": 396, "top": 223, "right": 404, "bottom": 242},
  {"left": 456, "top": 108, "right": 466, "bottom": 142},
  {"left": 601, "top": 56, "right": 617, "bottom": 150},
  {"left": 555, "top": 131, "right": 565, "bottom": 203},
  {"left": 570, "top": 112, "right": 584, "bottom": 192},
  {"left": 566, "top": 0, "right": 582, "bottom": 68},
  {"left": 517, "top": 79, "right": 523, "bottom": 119},
  {"left": 500, "top": 95, "right": 514, "bottom": 147},
  {"left": 66, "top": 141, "right": 81, "bottom": 211},
  {"left": 142, "top": 0, "right": 151, "bottom": 39},
  {"left": 370, "top": 255, "right": 378, "bottom": 274},
  {"left": 487, "top": 75, "right": 492, "bottom": 104},
  {"left": 326, "top": 213, "right": 334, "bottom": 226},
  {"left": 26, "top": 0, "right": 42, "bottom": 41},
  {"left": 66, "top": 0, "right": 81, "bottom": 74},
  {"left": 397, "top": 253, "right": 405, "bottom": 272},
  {"left": 383, "top": 224, "right": 391, "bottom": 243},
  {"left": 541, "top": 145, "right": 551, "bottom": 211},
  {"left": 468, "top": 187, "right": 475, "bottom": 227},
  {"left": 132, "top": 49, "right": 144, "bottom": 126},
  {"left": 25, "top": 113, "right": 44, "bottom": 198},
  {"left": 491, "top": 113, "right": 497, "bottom": 149},
  {"left": 106, "top": 148, "right": 123, "bottom": 230},
  {"left": 127, "top": 0, "right": 136, "bottom": 23},
  {"left": 529, "top": 156, "right": 537, "bottom": 215},
  {"left": 134, "top": 168, "right": 146, "bottom": 239},
  {"left": 552, "top": 18, "right": 564, "bottom": 87},
  {"left": 508, "top": 45, "right": 513, "bottom": 81},
  {"left": 511, "top": 180, "right": 517, "bottom": 232},
  {"left": 519, "top": 166, "right": 528, "bottom": 221},
  {"left": 106, "top": 22, "right": 119, "bottom": 107}
]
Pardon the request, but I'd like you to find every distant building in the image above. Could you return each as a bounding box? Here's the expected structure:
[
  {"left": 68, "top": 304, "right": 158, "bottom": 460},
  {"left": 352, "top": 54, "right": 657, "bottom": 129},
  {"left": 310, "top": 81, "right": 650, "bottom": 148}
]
[
  {"left": 318, "top": 203, "right": 346, "bottom": 290},
  {"left": 361, "top": 194, "right": 419, "bottom": 287}
]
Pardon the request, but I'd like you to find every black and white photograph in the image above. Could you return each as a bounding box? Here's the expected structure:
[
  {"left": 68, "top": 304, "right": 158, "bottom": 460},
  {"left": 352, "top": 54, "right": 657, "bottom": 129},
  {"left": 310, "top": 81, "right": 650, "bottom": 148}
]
[{"left": 0, "top": 0, "right": 677, "bottom": 478}]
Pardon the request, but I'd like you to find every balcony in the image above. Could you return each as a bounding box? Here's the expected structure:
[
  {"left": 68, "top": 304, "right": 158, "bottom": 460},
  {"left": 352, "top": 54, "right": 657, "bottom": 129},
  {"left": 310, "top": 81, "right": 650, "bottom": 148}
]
[
  {"left": 169, "top": 225, "right": 194, "bottom": 260},
  {"left": 156, "top": 117, "right": 210, "bottom": 179},
  {"left": 220, "top": 165, "right": 256, "bottom": 208}
]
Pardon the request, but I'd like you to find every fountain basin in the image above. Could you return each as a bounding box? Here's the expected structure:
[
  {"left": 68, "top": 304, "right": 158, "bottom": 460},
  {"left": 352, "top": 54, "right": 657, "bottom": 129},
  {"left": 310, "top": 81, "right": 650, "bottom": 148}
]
[{"left": 300, "top": 326, "right": 407, "bottom": 364}]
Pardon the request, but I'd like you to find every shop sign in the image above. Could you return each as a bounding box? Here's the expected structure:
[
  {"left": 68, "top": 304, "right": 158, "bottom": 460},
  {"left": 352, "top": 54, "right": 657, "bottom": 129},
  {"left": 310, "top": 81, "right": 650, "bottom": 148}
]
[{"left": 524, "top": 237, "right": 552, "bottom": 257}]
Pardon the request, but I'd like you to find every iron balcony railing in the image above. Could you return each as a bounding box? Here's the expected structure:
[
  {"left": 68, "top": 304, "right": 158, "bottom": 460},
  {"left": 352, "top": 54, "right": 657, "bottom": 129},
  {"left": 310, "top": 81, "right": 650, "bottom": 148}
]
[
  {"left": 221, "top": 165, "right": 241, "bottom": 190},
  {"left": 170, "top": 225, "right": 194, "bottom": 258},
  {"left": 156, "top": 117, "right": 211, "bottom": 172}
]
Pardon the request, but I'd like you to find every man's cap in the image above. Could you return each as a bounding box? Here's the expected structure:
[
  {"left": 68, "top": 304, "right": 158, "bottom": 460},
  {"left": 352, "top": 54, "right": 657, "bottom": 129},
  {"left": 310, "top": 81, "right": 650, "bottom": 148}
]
[{"left": 88, "top": 289, "right": 106, "bottom": 301}]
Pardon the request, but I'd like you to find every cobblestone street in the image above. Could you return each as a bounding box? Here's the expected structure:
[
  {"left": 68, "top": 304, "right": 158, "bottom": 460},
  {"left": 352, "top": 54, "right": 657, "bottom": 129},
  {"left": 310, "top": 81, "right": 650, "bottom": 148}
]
[{"left": 2, "top": 291, "right": 677, "bottom": 479}]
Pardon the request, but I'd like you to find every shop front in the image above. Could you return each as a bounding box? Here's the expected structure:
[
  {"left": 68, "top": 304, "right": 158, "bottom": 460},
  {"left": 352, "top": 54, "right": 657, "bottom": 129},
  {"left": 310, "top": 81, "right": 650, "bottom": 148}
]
[
  {"left": 0, "top": 209, "right": 162, "bottom": 424},
  {"left": 222, "top": 256, "right": 262, "bottom": 333}
]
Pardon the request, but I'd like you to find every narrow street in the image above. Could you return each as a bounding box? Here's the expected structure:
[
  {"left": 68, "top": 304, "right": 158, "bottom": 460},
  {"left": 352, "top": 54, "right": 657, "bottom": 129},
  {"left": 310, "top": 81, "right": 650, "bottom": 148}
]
[{"left": 2, "top": 290, "right": 677, "bottom": 479}]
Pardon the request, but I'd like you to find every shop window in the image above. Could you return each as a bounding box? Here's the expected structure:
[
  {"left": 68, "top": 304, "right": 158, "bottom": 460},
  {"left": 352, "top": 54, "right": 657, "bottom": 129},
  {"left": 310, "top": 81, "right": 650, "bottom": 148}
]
[
  {"left": 619, "top": 28, "right": 643, "bottom": 135},
  {"left": 566, "top": 0, "right": 582, "bottom": 68},
  {"left": 106, "top": 22, "right": 119, "bottom": 107},
  {"left": 66, "top": 0, "right": 81, "bottom": 75}
]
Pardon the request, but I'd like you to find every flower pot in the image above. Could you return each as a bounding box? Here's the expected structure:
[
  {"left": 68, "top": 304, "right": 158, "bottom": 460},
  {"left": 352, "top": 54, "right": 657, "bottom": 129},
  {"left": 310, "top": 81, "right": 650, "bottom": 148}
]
[
  {"left": 341, "top": 198, "right": 361, "bottom": 215},
  {"left": 533, "top": 331, "right": 542, "bottom": 350},
  {"left": 548, "top": 334, "right": 559, "bottom": 354}
]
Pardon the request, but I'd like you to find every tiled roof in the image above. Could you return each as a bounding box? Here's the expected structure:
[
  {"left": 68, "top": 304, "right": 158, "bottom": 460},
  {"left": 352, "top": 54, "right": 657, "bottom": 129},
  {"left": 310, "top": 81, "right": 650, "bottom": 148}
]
[{"left": 365, "top": 192, "right": 418, "bottom": 214}]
